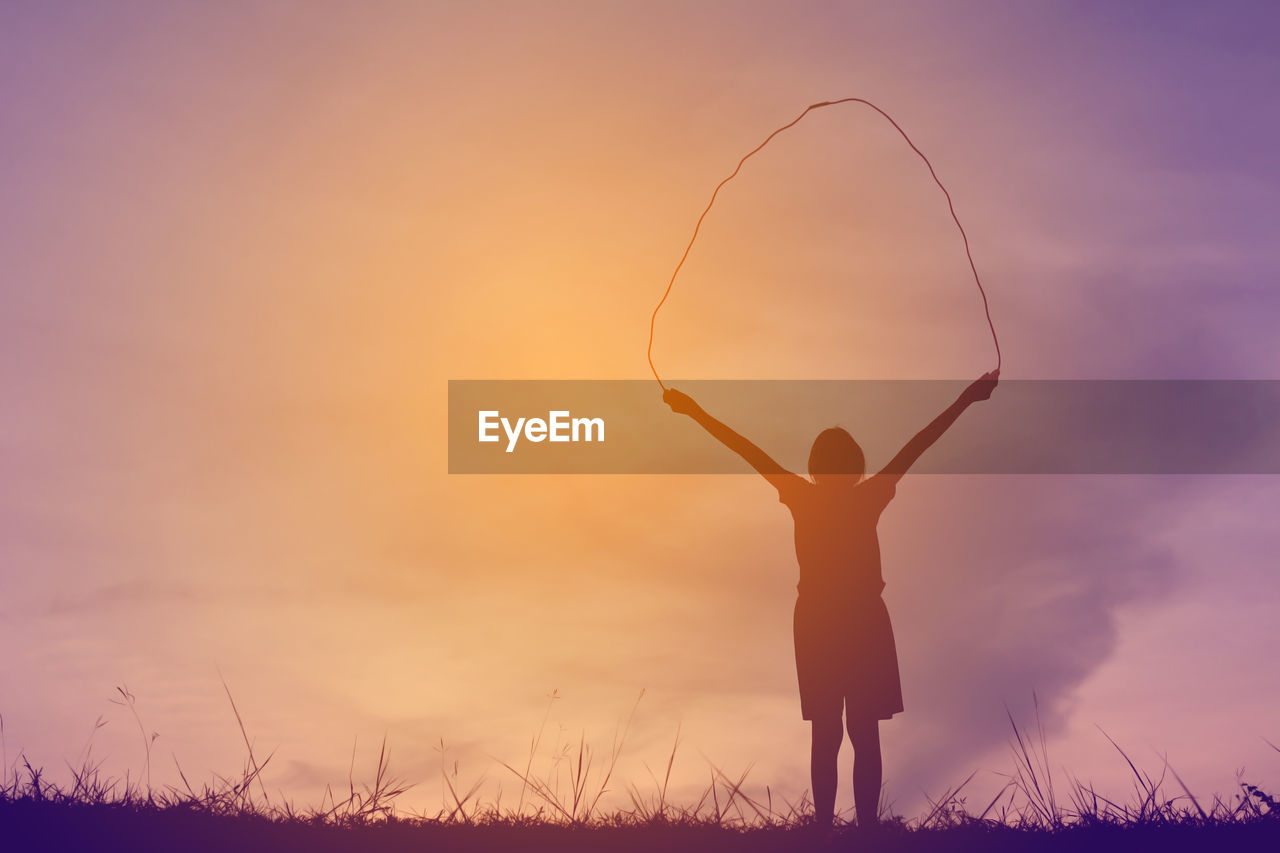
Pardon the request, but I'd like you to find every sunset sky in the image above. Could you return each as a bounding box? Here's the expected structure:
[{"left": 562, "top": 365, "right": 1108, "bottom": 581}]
[{"left": 2, "top": 1, "right": 1278, "bottom": 819}]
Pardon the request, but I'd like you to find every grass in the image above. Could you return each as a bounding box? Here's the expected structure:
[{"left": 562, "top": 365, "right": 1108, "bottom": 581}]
[{"left": 1, "top": 687, "right": 1277, "bottom": 851}]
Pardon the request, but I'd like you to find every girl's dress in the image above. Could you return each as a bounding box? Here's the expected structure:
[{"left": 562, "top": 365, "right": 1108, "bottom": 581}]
[{"left": 778, "top": 474, "right": 904, "bottom": 722}]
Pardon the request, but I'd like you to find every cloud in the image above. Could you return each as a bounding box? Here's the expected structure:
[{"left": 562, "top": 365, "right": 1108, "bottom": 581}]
[{"left": 875, "top": 476, "right": 1180, "bottom": 793}]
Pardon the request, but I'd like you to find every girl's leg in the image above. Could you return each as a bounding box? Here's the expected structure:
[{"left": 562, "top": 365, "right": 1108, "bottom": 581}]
[
  {"left": 810, "top": 715, "right": 843, "bottom": 826},
  {"left": 846, "top": 716, "right": 882, "bottom": 827}
]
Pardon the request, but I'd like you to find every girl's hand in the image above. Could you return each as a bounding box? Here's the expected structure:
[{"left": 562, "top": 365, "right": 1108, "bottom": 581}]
[
  {"left": 663, "top": 388, "right": 700, "bottom": 415},
  {"left": 964, "top": 369, "right": 999, "bottom": 403}
]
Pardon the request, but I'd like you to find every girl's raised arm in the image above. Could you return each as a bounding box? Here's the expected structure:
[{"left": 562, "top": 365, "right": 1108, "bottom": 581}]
[
  {"left": 878, "top": 370, "right": 998, "bottom": 486},
  {"left": 663, "top": 388, "right": 803, "bottom": 492}
]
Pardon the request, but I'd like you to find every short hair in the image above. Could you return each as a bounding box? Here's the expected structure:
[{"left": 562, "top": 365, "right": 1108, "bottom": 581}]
[{"left": 808, "top": 427, "right": 866, "bottom": 482}]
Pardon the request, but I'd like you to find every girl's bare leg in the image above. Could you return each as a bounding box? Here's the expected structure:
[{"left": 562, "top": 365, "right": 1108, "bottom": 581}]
[
  {"left": 847, "top": 716, "right": 882, "bottom": 827},
  {"left": 810, "top": 716, "right": 842, "bottom": 826}
]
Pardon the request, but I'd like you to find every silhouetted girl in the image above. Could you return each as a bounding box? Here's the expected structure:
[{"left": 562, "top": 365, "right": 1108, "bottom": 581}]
[{"left": 663, "top": 371, "right": 997, "bottom": 828}]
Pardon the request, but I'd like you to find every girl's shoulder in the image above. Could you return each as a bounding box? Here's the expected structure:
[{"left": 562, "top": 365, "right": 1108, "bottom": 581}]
[
  {"left": 858, "top": 474, "right": 897, "bottom": 513},
  {"left": 775, "top": 473, "right": 813, "bottom": 508},
  {"left": 861, "top": 473, "right": 896, "bottom": 497},
  {"left": 779, "top": 474, "right": 896, "bottom": 514}
]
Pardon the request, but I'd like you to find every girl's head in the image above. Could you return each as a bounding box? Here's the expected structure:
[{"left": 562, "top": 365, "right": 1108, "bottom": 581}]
[{"left": 808, "top": 427, "right": 865, "bottom": 483}]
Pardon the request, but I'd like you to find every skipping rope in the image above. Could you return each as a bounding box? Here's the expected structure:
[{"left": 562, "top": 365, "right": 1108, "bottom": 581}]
[{"left": 646, "top": 97, "right": 1002, "bottom": 390}]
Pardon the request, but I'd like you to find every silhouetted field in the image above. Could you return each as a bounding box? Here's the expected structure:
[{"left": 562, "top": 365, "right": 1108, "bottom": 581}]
[
  {"left": 3, "top": 687, "right": 1276, "bottom": 851},
  {"left": 5, "top": 797, "right": 1280, "bottom": 853}
]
